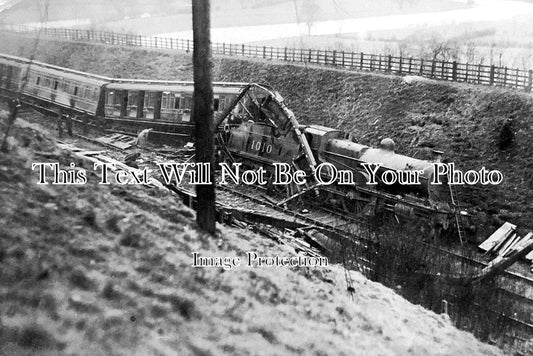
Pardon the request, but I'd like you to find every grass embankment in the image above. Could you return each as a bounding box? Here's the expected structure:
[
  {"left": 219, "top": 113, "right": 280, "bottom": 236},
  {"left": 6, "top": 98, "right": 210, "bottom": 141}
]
[{"left": 0, "top": 106, "right": 505, "bottom": 355}]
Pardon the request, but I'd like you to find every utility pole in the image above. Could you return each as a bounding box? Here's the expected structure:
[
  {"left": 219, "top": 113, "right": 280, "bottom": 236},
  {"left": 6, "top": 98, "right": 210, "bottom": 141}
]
[{"left": 192, "top": 0, "right": 216, "bottom": 234}]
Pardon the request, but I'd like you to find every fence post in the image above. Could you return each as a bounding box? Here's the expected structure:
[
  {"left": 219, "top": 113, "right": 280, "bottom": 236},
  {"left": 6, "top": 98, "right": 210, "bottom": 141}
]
[
  {"left": 515, "top": 68, "right": 519, "bottom": 88},
  {"left": 309, "top": 49, "right": 312, "bottom": 63},
  {"left": 324, "top": 50, "right": 328, "bottom": 65},
  {"left": 263, "top": 46, "right": 266, "bottom": 59},
  {"left": 360, "top": 52, "right": 364, "bottom": 69},
  {"left": 489, "top": 65, "right": 495, "bottom": 85},
  {"left": 431, "top": 60, "right": 436, "bottom": 77},
  {"left": 387, "top": 55, "right": 392, "bottom": 72},
  {"left": 242, "top": 44, "right": 245, "bottom": 56},
  {"left": 527, "top": 70, "right": 532, "bottom": 92},
  {"left": 342, "top": 51, "right": 345, "bottom": 67},
  {"left": 408, "top": 57, "right": 413, "bottom": 74},
  {"left": 452, "top": 61, "right": 458, "bottom": 81},
  {"left": 369, "top": 55, "right": 373, "bottom": 70},
  {"left": 186, "top": 39, "right": 190, "bottom": 52},
  {"left": 399, "top": 56, "right": 402, "bottom": 74},
  {"left": 378, "top": 54, "right": 382, "bottom": 71},
  {"left": 332, "top": 50, "right": 336, "bottom": 66},
  {"left": 419, "top": 58, "right": 424, "bottom": 74},
  {"left": 503, "top": 66, "right": 508, "bottom": 86},
  {"left": 465, "top": 63, "right": 469, "bottom": 82}
]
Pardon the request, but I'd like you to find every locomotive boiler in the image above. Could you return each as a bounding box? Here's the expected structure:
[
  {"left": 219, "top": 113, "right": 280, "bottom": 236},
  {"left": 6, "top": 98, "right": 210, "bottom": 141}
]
[{"left": 216, "top": 84, "right": 457, "bottom": 235}]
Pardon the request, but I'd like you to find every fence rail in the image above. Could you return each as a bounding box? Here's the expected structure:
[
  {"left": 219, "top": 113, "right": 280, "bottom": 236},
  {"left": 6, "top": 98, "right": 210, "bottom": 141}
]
[{"left": 2, "top": 23, "right": 533, "bottom": 92}]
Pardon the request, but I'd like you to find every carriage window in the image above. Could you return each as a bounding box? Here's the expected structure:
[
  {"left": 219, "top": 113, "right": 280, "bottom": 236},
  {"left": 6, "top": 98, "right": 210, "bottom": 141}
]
[
  {"left": 144, "top": 92, "right": 155, "bottom": 108},
  {"left": 174, "top": 95, "right": 181, "bottom": 109},
  {"left": 36, "top": 76, "right": 40, "bottom": 85},
  {"left": 128, "top": 91, "right": 138, "bottom": 103},
  {"left": 54, "top": 81, "right": 59, "bottom": 90},
  {"left": 106, "top": 91, "right": 114, "bottom": 104},
  {"left": 161, "top": 92, "right": 169, "bottom": 109},
  {"left": 74, "top": 86, "right": 78, "bottom": 96},
  {"left": 181, "top": 96, "right": 192, "bottom": 110},
  {"left": 219, "top": 96, "right": 226, "bottom": 111},
  {"left": 214, "top": 98, "right": 219, "bottom": 111}
]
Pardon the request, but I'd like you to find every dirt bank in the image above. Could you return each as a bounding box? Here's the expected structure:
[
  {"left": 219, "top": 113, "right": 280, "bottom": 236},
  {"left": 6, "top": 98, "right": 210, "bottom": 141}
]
[{"left": 1, "top": 32, "right": 532, "bottom": 239}]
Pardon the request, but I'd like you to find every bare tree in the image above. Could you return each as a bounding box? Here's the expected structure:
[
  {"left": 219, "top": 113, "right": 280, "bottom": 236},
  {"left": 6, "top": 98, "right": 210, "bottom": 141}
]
[
  {"left": 465, "top": 42, "right": 477, "bottom": 64},
  {"left": 192, "top": 0, "right": 216, "bottom": 234},
  {"left": 299, "top": 0, "right": 319, "bottom": 35}
]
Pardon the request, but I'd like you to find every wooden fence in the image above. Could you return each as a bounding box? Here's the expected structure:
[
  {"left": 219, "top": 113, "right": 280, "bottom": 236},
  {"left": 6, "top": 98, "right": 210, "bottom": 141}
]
[{"left": 2, "top": 23, "right": 533, "bottom": 92}]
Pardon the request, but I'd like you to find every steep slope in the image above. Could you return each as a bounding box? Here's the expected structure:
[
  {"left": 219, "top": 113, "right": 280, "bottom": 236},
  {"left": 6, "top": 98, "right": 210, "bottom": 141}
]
[{"left": 0, "top": 107, "right": 504, "bottom": 355}]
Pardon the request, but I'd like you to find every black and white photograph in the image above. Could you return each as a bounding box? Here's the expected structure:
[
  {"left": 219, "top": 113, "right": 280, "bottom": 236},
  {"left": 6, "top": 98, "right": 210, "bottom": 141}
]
[{"left": 0, "top": 0, "right": 532, "bottom": 355}]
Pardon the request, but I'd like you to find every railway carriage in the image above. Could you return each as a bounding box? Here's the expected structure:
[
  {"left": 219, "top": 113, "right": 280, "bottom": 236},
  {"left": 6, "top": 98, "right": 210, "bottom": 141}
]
[
  {"left": 0, "top": 54, "right": 25, "bottom": 92},
  {"left": 0, "top": 53, "right": 111, "bottom": 116},
  {"left": 0, "top": 53, "right": 246, "bottom": 141},
  {"left": 102, "top": 80, "right": 244, "bottom": 123}
]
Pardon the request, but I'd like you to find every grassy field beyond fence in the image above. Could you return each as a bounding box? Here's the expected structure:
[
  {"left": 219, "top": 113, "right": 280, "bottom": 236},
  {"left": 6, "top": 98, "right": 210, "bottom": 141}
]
[{"left": 1, "top": 23, "right": 533, "bottom": 92}]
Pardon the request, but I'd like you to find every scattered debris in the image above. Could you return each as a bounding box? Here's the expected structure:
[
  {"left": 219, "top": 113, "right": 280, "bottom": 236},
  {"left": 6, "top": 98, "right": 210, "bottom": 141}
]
[
  {"left": 135, "top": 128, "right": 153, "bottom": 148},
  {"left": 478, "top": 222, "right": 516, "bottom": 253},
  {"left": 476, "top": 222, "right": 533, "bottom": 280},
  {"left": 94, "top": 133, "right": 136, "bottom": 150}
]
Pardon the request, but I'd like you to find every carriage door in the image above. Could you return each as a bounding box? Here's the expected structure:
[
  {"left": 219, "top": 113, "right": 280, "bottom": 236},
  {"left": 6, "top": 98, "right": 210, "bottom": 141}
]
[
  {"left": 127, "top": 91, "right": 138, "bottom": 118},
  {"left": 5, "top": 65, "right": 13, "bottom": 90},
  {"left": 119, "top": 90, "right": 129, "bottom": 117},
  {"left": 154, "top": 91, "right": 162, "bottom": 120},
  {"left": 136, "top": 91, "right": 145, "bottom": 118}
]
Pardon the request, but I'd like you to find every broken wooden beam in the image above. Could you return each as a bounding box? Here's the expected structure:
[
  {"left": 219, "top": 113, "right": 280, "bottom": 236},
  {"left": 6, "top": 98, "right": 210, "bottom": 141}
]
[{"left": 471, "top": 236, "right": 533, "bottom": 284}]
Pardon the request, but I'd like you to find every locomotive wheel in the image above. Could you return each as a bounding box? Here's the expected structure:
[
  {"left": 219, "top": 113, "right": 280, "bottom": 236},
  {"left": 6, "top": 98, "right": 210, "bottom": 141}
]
[{"left": 342, "top": 196, "right": 367, "bottom": 214}]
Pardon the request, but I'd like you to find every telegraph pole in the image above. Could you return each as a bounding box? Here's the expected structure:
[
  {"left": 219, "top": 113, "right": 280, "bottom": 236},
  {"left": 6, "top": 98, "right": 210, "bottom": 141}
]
[{"left": 192, "top": 0, "right": 216, "bottom": 234}]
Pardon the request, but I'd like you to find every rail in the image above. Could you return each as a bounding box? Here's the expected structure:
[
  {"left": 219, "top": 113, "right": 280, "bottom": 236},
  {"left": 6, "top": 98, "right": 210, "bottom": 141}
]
[{"left": 1, "top": 23, "right": 532, "bottom": 93}]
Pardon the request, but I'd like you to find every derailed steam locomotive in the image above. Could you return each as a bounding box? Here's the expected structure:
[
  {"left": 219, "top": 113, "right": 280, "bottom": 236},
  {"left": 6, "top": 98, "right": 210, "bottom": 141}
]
[{"left": 215, "top": 84, "right": 464, "bottom": 238}]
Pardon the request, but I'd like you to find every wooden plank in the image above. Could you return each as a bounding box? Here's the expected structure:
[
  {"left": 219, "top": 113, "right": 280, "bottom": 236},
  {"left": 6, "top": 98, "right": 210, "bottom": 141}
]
[
  {"left": 472, "top": 237, "right": 533, "bottom": 284},
  {"left": 509, "top": 232, "right": 532, "bottom": 254},
  {"left": 498, "top": 233, "right": 520, "bottom": 256},
  {"left": 479, "top": 222, "right": 516, "bottom": 252},
  {"left": 491, "top": 231, "right": 515, "bottom": 254}
]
